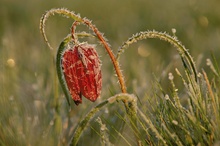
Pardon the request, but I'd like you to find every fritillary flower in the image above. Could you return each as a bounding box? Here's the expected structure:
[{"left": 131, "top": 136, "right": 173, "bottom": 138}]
[{"left": 62, "top": 42, "right": 102, "bottom": 105}]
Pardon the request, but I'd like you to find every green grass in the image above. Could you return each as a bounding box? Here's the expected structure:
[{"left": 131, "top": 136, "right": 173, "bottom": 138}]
[{"left": 1, "top": 0, "right": 220, "bottom": 146}]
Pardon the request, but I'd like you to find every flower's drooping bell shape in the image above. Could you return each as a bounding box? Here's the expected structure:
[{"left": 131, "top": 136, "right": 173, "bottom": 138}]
[{"left": 62, "top": 42, "right": 102, "bottom": 105}]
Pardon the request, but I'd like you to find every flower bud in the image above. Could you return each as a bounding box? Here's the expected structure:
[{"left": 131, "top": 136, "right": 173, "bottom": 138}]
[{"left": 62, "top": 43, "right": 102, "bottom": 105}]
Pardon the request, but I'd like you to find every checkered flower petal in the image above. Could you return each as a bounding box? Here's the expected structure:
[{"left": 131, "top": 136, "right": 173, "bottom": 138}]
[{"left": 62, "top": 43, "right": 102, "bottom": 105}]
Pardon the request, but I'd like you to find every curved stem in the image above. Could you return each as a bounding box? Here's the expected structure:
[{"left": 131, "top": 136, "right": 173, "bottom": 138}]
[
  {"left": 69, "top": 93, "right": 137, "bottom": 146},
  {"left": 40, "top": 8, "right": 82, "bottom": 50},
  {"left": 71, "top": 21, "right": 80, "bottom": 44},
  {"left": 56, "top": 35, "right": 72, "bottom": 106},
  {"left": 117, "top": 31, "right": 198, "bottom": 81},
  {"left": 40, "top": 8, "right": 127, "bottom": 94}
]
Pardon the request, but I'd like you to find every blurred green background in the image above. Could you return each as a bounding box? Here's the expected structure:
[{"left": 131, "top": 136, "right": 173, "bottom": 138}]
[{"left": 0, "top": 0, "right": 220, "bottom": 145}]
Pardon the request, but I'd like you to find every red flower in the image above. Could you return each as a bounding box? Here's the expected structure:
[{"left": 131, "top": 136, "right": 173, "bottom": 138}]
[{"left": 62, "top": 43, "right": 102, "bottom": 105}]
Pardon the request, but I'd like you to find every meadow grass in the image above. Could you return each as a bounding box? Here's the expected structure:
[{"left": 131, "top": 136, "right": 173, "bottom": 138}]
[{"left": 1, "top": 0, "right": 220, "bottom": 146}]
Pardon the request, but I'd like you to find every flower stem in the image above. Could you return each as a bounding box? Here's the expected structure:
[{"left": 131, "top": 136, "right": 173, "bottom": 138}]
[
  {"left": 82, "top": 18, "right": 127, "bottom": 93},
  {"left": 40, "top": 8, "right": 127, "bottom": 94},
  {"left": 70, "top": 93, "right": 137, "bottom": 146}
]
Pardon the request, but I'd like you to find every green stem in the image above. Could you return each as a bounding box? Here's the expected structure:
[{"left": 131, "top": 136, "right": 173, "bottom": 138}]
[
  {"left": 117, "top": 31, "right": 198, "bottom": 81},
  {"left": 56, "top": 35, "right": 72, "bottom": 105},
  {"left": 69, "top": 93, "right": 137, "bottom": 146}
]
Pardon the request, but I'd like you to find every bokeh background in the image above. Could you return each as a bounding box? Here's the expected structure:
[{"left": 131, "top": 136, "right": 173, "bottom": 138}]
[{"left": 1, "top": 0, "right": 220, "bottom": 145}]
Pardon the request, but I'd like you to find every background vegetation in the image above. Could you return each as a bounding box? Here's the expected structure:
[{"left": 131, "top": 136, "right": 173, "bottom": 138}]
[{"left": 1, "top": 0, "right": 220, "bottom": 145}]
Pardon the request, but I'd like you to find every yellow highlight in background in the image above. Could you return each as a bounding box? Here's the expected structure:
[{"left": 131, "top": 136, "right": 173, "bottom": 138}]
[{"left": 7, "top": 58, "right": 15, "bottom": 68}]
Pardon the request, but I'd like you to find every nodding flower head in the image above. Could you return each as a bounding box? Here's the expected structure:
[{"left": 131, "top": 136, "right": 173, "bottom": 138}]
[{"left": 61, "top": 42, "right": 102, "bottom": 105}]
